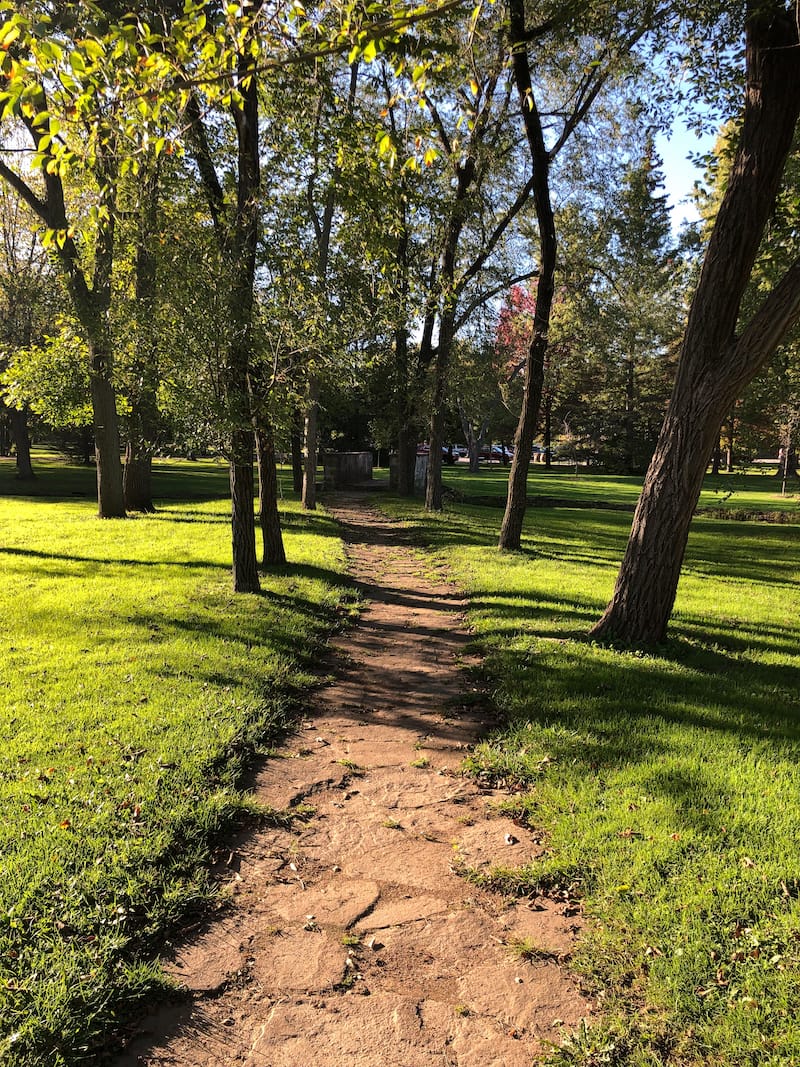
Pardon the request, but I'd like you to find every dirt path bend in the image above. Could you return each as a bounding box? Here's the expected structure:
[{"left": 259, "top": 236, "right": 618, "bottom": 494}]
[{"left": 120, "top": 494, "right": 590, "bottom": 1067}]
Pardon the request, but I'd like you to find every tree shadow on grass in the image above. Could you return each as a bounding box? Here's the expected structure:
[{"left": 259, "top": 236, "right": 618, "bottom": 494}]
[{"left": 0, "top": 544, "right": 230, "bottom": 570}]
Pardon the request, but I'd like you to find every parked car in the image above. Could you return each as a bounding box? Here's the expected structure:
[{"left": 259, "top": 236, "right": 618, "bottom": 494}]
[
  {"left": 479, "top": 445, "right": 511, "bottom": 464},
  {"left": 416, "top": 444, "right": 459, "bottom": 464}
]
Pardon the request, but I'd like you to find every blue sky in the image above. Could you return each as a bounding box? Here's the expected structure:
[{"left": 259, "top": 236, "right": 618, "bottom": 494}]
[{"left": 655, "top": 119, "right": 716, "bottom": 231}]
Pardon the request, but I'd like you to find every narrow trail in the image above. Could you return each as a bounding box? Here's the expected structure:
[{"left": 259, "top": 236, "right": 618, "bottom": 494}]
[{"left": 120, "top": 494, "right": 590, "bottom": 1067}]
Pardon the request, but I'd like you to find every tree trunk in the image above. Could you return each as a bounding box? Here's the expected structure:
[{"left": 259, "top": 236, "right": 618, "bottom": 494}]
[
  {"left": 123, "top": 446, "right": 153, "bottom": 513},
  {"left": 394, "top": 313, "right": 417, "bottom": 498},
  {"left": 777, "top": 445, "right": 798, "bottom": 481},
  {"left": 302, "top": 375, "right": 319, "bottom": 510},
  {"left": 0, "top": 407, "right": 10, "bottom": 456},
  {"left": 9, "top": 407, "right": 34, "bottom": 479},
  {"left": 711, "top": 441, "right": 721, "bottom": 475},
  {"left": 255, "top": 420, "right": 286, "bottom": 567},
  {"left": 123, "top": 157, "right": 161, "bottom": 514},
  {"left": 499, "top": 333, "right": 546, "bottom": 547},
  {"left": 397, "top": 424, "right": 416, "bottom": 496},
  {"left": 591, "top": 4, "right": 800, "bottom": 644},
  {"left": 544, "top": 393, "right": 552, "bottom": 469},
  {"left": 724, "top": 409, "right": 735, "bottom": 471},
  {"left": 89, "top": 348, "right": 126, "bottom": 518},
  {"left": 624, "top": 355, "right": 635, "bottom": 474},
  {"left": 290, "top": 408, "right": 304, "bottom": 493},
  {"left": 425, "top": 312, "right": 453, "bottom": 512},
  {"left": 230, "top": 427, "right": 260, "bottom": 592},
  {"left": 498, "top": 0, "right": 556, "bottom": 549}
]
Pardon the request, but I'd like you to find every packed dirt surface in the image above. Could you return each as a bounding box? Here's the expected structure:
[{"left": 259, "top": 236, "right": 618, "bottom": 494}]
[{"left": 119, "top": 492, "right": 590, "bottom": 1066}]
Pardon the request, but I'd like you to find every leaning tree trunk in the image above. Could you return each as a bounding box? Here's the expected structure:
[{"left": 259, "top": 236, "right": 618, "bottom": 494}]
[
  {"left": 498, "top": 0, "right": 556, "bottom": 550},
  {"left": 591, "top": 3, "right": 800, "bottom": 644},
  {"left": 255, "top": 421, "right": 286, "bottom": 566},
  {"left": 8, "top": 407, "right": 34, "bottom": 479}
]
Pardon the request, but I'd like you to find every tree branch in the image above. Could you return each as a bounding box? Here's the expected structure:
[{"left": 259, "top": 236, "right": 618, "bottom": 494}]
[
  {"left": 184, "top": 92, "right": 226, "bottom": 245},
  {"left": 454, "top": 268, "right": 538, "bottom": 331},
  {"left": 0, "top": 161, "right": 47, "bottom": 224},
  {"left": 729, "top": 257, "right": 800, "bottom": 391},
  {"left": 457, "top": 175, "right": 535, "bottom": 293},
  {"left": 421, "top": 91, "right": 453, "bottom": 158}
]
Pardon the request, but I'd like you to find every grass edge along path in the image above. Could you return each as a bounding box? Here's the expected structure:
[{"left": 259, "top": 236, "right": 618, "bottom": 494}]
[
  {"left": 0, "top": 473, "right": 352, "bottom": 1066},
  {"left": 379, "top": 492, "right": 800, "bottom": 1067}
]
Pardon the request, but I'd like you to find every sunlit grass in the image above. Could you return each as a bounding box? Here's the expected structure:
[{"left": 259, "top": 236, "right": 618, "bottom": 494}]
[
  {"left": 440, "top": 463, "right": 800, "bottom": 516},
  {"left": 382, "top": 493, "right": 800, "bottom": 1066},
  {"left": 0, "top": 460, "right": 349, "bottom": 1065}
]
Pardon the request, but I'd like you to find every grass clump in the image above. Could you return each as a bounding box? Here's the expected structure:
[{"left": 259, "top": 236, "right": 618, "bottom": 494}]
[
  {"left": 0, "top": 456, "right": 350, "bottom": 1065},
  {"left": 381, "top": 476, "right": 800, "bottom": 1067}
]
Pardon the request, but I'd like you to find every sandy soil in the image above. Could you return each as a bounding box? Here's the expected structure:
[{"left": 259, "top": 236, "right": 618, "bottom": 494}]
[{"left": 117, "top": 493, "right": 591, "bottom": 1066}]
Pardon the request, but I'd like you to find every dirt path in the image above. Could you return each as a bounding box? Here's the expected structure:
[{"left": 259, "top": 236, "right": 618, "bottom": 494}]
[{"left": 119, "top": 494, "right": 590, "bottom": 1066}]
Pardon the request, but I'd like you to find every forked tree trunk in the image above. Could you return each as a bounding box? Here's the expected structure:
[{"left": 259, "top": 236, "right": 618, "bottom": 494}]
[
  {"left": 591, "top": 4, "right": 800, "bottom": 644},
  {"left": 9, "top": 407, "right": 34, "bottom": 479},
  {"left": 255, "top": 421, "right": 286, "bottom": 566}
]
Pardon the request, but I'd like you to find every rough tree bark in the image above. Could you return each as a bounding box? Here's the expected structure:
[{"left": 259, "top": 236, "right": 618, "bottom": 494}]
[{"left": 591, "top": 3, "right": 800, "bottom": 644}]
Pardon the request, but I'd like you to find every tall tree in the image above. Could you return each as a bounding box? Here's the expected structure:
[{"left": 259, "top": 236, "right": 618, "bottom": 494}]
[
  {"left": 0, "top": 7, "right": 141, "bottom": 515},
  {"left": 0, "top": 182, "right": 55, "bottom": 478},
  {"left": 184, "top": 46, "right": 266, "bottom": 589},
  {"left": 498, "top": 0, "right": 651, "bottom": 549},
  {"left": 592, "top": 1, "right": 800, "bottom": 643}
]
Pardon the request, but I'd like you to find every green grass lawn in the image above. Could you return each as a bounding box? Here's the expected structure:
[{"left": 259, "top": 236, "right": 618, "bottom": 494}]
[
  {"left": 441, "top": 462, "right": 800, "bottom": 517},
  {"left": 381, "top": 494, "right": 800, "bottom": 1066},
  {"left": 0, "top": 454, "right": 350, "bottom": 1065}
]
